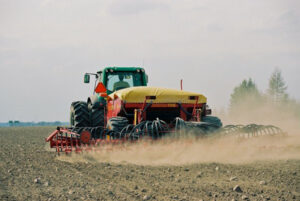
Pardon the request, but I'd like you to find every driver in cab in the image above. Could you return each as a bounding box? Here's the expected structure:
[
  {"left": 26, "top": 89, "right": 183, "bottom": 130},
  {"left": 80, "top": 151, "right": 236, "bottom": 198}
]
[{"left": 113, "top": 75, "right": 130, "bottom": 91}]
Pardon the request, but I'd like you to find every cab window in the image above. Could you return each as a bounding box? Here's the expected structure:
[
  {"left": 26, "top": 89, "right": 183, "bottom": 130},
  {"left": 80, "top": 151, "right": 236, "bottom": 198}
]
[{"left": 106, "top": 72, "right": 142, "bottom": 93}]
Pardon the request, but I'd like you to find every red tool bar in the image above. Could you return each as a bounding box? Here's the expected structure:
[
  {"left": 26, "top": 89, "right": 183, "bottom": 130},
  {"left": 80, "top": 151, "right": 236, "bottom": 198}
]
[{"left": 45, "top": 130, "right": 59, "bottom": 142}]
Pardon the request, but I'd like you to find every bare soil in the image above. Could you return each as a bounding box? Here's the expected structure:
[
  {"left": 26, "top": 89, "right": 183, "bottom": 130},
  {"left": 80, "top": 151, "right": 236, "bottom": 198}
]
[{"left": 0, "top": 127, "right": 299, "bottom": 201}]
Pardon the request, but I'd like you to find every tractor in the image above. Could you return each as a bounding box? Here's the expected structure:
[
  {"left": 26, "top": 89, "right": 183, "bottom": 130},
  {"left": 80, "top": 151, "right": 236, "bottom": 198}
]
[
  {"left": 46, "top": 67, "right": 285, "bottom": 154},
  {"left": 71, "top": 66, "right": 221, "bottom": 130}
]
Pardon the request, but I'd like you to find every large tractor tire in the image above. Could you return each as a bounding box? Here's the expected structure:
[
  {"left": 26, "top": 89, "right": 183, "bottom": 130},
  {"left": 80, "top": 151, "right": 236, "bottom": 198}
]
[
  {"left": 183, "top": 116, "right": 223, "bottom": 135},
  {"left": 107, "top": 117, "right": 129, "bottom": 132},
  {"left": 88, "top": 103, "right": 105, "bottom": 127},
  {"left": 201, "top": 116, "right": 223, "bottom": 128},
  {"left": 70, "top": 101, "right": 90, "bottom": 127}
]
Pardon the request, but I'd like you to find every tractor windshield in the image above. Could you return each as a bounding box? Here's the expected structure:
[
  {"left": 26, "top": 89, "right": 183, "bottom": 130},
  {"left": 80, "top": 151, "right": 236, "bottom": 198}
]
[{"left": 106, "top": 72, "right": 143, "bottom": 92}]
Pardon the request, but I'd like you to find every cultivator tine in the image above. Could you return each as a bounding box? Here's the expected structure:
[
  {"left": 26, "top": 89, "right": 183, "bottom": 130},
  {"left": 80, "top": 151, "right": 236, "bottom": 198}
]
[
  {"left": 55, "top": 132, "right": 60, "bottom": 154},
  {"left": 65, "top": 132, "right": 71, "bottom": 154},
  {"left": 59, "top": 132, "right": 63, "bottom": 153},
  {"left": 75, "top": 134, "right": 81, "bottom": 153},
  {"left": 84, "top": 144, "right": 92, "bottom": 152}
]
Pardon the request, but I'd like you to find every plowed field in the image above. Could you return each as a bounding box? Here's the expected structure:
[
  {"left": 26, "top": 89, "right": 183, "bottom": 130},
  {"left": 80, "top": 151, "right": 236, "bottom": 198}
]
[{"left": 0, "top": 127, "right": 299, "bottom": 201}]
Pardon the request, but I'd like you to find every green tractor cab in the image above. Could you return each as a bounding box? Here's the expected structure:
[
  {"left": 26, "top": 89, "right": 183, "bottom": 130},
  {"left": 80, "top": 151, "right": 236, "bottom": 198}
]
[{"left": 84, "top": 67, "right": 148, "bottom": 95}]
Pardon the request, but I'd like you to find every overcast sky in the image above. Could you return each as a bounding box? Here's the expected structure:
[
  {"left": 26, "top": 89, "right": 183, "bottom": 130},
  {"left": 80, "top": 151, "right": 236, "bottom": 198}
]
[{"left": 0, "top": 0, "right": 299, "bottom": 122}]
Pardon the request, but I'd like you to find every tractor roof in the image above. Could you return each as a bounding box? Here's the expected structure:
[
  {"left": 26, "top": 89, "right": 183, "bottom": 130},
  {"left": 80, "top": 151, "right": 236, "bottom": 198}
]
[{"left": 97, "top": 67, "right": 145, "bottom": 74}]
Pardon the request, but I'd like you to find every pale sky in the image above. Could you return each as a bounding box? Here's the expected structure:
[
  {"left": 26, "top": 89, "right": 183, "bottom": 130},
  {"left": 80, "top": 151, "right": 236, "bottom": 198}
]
[{"left": 0, "top": 0, "right": 299, "bottom": 122}]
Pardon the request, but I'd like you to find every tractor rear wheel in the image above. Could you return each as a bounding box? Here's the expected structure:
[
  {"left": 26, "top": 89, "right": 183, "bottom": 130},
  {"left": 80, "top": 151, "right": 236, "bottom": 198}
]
[
  {"left": 88, "top": 103, "right": 104, "bottom": 127},
  {"left": 70, "top": 101, "right": 90, "bottom": 127}
]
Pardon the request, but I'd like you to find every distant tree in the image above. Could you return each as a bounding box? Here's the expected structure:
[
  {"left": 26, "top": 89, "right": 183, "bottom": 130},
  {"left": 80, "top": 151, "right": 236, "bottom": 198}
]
[
  {"left": 230, "top": 78, "right": 261, "bottom": 112},
  {"left": 54, "top": 121, "right": 61, "bottom": 126},
  {"left": 267, "top": 68, "right": 288, "bottom": 103},
  {"left": 8, "top": 120, "right": 13, "bottom": 126}
]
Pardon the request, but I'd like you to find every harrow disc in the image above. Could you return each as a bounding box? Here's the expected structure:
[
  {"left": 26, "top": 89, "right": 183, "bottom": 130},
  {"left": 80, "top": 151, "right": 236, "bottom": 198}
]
[
  {"left": 174, "top": 117, "right": 222, "bottom": 138},
  {"left": 221, "top": 124, "right": 286, "bottom": 138}
]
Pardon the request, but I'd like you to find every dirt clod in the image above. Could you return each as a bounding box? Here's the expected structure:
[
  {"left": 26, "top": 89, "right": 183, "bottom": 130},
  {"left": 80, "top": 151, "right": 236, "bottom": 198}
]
[
  {"left": 259, "top": 180, "right": 267, "bottom": 185},
  {"left": 34, "top": 178, "right": 41, "bottom": 184},
  {"left": 233, "top": 185, "right": 243, "bottom": 193}
]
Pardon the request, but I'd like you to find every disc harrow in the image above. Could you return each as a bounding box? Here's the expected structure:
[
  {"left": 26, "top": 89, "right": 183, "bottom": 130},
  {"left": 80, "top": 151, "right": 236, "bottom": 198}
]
[
  {"left": 221, "top": 124, "right": 286, "bottom": 138},
  {"left": 46, "top": 119, "right": 171, "bottom": 154},
  {"left": 46, "top": 119, "right": 286, "bottom": 154}
]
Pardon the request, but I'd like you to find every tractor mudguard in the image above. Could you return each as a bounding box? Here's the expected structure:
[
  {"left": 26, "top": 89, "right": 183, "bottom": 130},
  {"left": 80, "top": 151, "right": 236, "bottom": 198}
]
[{"left": 87, "top": 95, "right": 106, "bottom": 109}]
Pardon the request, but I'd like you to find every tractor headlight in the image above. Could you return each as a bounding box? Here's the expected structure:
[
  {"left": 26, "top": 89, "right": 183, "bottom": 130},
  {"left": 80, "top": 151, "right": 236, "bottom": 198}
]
[
  {"left": 137, "top": 69, "right": 140, "bottom": 72},
  {"left": 110, "top": 69, "right": 114, "bottom": 73}
]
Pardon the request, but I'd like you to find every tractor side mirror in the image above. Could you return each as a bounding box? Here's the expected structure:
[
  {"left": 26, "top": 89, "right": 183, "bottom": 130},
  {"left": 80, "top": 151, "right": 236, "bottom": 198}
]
[
  {"left": 84, "top": 73, "right": 90, "bottom": 83},
  {"left": 95, "top": 82, "right": 107, "bottom": 93}
]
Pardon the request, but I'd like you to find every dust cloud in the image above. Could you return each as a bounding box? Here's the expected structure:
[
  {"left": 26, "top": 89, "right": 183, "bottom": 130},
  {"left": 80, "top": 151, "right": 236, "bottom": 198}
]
[
  {"left": 221, "top": 97, "right": 300, "bottom": 135},
  {"left": 59, "top": 102, "right": 300, "bottom": 166},
  {"left": 58, "top": 133, "right": 300, "bottom": 166}
]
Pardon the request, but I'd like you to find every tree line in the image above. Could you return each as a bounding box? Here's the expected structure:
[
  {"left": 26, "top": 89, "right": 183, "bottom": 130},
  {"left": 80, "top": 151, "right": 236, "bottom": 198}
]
[
  {"left": 0, "top": 121, "right": 69, "bottom": 127},
  {"left": 229, "top": 68, "right": 300, "bottom": 123}
]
